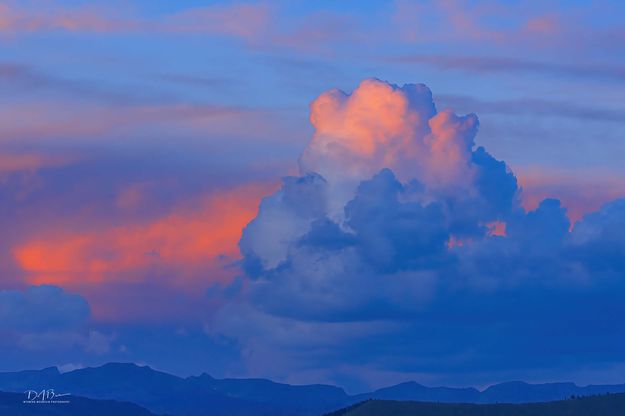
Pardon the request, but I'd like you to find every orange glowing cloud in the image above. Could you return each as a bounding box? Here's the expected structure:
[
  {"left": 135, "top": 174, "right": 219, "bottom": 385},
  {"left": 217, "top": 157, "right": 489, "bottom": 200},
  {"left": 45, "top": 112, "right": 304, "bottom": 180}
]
[
  {"left": 426, "top": 109, "right": 477, "bottom": 189},
  {"left": 485, "top": 220, "right": 506, "bottom": 237},
  {"left": 447, "top": 221, "right": 505, "bottom": 249},
  {"left": 309, "top": 79, "right": 415, "bottom": 158},
  {"left": 14, "top": 182, "right": 276, "bottom": 290},
  {"left": 301, "top": 79, "right": 479, "bottom": 216}
]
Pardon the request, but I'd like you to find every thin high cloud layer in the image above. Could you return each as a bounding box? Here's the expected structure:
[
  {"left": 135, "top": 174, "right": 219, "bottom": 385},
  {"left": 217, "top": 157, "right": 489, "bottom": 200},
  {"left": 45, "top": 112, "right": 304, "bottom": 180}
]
[
  {"left": 218, "top": 79, "right": 625, "bottom": 387},
  {"left": 4, "top": 0, "right": 621, "bottom": 58},
  {"left": 0, "top": 1, "right": 271, "bottom": 41},
  {"left": 393, "top": 55, "right": 625, "bottom": 83}
]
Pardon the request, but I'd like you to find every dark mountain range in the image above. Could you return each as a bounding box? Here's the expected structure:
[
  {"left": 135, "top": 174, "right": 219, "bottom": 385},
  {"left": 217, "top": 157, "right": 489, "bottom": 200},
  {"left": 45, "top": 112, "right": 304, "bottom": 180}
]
[
  {"left": 357, "top": 379, "right": 625, "bottom": 404},
  {"left": 1, "top": 363, "right": 625, "bottom": 415},
  {"left": 327, "top": 393, "right": 625, "bottom": 416},
  {"left": 354, "top": 381, "right": 481, "bottom": 403},
  {"left": 0, "top": 390, "right": 159, "bottom": 416},
  {"left": 0, "top": 363, "right": 347, "bottom": 415},
  {"left": 188, "top": 372, "right": 348, "bottom": 411}
]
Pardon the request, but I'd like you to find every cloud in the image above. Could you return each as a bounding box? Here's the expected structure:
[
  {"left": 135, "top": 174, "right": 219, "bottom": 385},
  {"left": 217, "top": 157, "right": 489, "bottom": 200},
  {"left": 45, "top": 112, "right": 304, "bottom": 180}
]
[
  {"left": 437, "top": 94, "right": 625, "bottom": 124},
  {"left": 392, "top": 55, "right": 625, "bottom": 83},
  {"left": 242, "top": 79, "right": 518, "bottom": 272},
  {"left": 0, "top": 62, "right": 161, "bottom": 105},
  {"left": 164, "top": 3, "right": 272, "bottom": 40},
  {"left": 0, "top": 2, "right": 271, "bottom": 42},
  {"left": 517, "top": 167, "right": 625, "bottom": 224},
  {"left": 0, "top": 101, "right": 263, "bottom": 144},
  {"left": 0, "top": 2, "right": 133, "bottom": 33},
  {"left": 301, "top": 80, "right": 475, "bottom": 192},
  {"left": 0, "top": 285, "right": 115, "bottom": 360},
  {"left": 12, "top": 182, "right": 276, "bottom": 322},
  {"left": 0, "top": 151, "right": 74, "bottom": 177},
  {"left": 0, "top": 285, "right": 89, "bottom": 331},
  {"left": 17, "top": 329, "right": 113, "bottom": 354},
  {"left": 391, "top": 0, "right": 625, "bottom": 61},
  {"left": 209, "top": 78, "right": 625, "bottom": 388},
  {"left": 0, "top": 99, "right": 292, "bottom": 324},
  {"left": 0, "top": 1, "right": 353, "bottom": 53}
]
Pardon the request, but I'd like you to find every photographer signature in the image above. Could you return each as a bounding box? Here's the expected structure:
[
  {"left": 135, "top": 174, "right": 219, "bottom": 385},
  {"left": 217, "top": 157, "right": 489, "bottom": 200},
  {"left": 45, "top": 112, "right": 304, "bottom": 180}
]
[{"left": 24, "top": 389, "right": 71, "bottom": 403}]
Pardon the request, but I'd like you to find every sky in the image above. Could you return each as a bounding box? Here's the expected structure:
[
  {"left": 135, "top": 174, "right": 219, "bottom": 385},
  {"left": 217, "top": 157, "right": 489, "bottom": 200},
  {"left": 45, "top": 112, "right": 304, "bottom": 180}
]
[{"left": 1, "top": 0, "right": 625, "bottom": 393}]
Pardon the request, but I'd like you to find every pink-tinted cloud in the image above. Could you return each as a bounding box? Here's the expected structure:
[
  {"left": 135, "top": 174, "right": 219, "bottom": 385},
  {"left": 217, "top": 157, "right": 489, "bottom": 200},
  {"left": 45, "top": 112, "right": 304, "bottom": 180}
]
[
  {"left": 393, "top": 0, "right": 547, "bottom": 44},
  {"left": 0, "top": 2, "right": 135, "bottom": 33},
  {"left": 12, "top": 182, "right": 277, "bottom": 321},
  {"left": 0, "top": 1, "right": 358, "bottom": 52},
  {"left": 164, "top": 3, "right": 272, "bottom": 40},
  {"left": 14, "top": 183, "right": 271, "bottom": 286},
  {"left": 518, "top": 167, "right": 625, "bottom": 224},
  {"left": 0, "top": 152, "right": 74, "bottom": 176},
  {"left": 0, "top": 1, "right": 271, "bottom": 42},
  {"left": 523, "top": 13, "right": 560, "bottom": 36},
  {"left": 437, "top": 0, "right": 564, "bottom": 44},
  {"left": 300, "top": 79, "right": 478, "bottom": 215},
  {"left": 0, "top": 0, "right": 619, "bottom": 62},
  {"left": 392, "top": 55, "right": 625, "bottom": 82},
  {"left": 485, "top": 220, "right": 506, "bottom": 237},
  {"left": 243, "top": 79, "right": 517, "bottom": 275},
  {"left": 0, "top": 101, "right": 289, "bottom": 144},
  {"left": 391, "top": 0, "right": 624, "bottom": 59}
]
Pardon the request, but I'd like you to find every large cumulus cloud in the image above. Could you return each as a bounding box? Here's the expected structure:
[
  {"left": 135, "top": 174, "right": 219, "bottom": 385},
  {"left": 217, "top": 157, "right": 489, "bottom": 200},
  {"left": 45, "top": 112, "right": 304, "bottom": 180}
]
[
  {"left": 225, "top": 79, "right": 625, "bottom": 388},
  {"left": 241, "top": 79, "right": 518, "bottom": 272}
]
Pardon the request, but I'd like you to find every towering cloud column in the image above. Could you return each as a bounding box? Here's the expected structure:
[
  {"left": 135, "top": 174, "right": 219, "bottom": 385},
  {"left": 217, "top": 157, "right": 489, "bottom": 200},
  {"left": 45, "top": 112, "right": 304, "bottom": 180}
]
[{"left": 241, "top": 78, "right": 518, "bottom": 273}]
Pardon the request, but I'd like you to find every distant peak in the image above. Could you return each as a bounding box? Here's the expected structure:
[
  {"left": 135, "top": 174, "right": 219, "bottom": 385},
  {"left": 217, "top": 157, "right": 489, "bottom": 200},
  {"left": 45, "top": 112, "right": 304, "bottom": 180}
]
[
  {"left": 189, "top": 372, "right": 215, "bottom": 380},
  {"left": 376, "top": 381, "right": 425, "bottom": 391},
  {"left": 482, "top": 380, "right": 581, "bottom": 393},
  {"left": 86, "top": 362, "right": 157, "bottom": 373},
  {"left": 102, "top": 362, "right": 145, "bottom": 369},
  {"left": 41, "top": 366, "right": 61, "bottom": 375},
  {"left": 102, "top": 361, "right": 147, "bottom": 367},
  {"left": 397, "top": 381, "right": 424, "bottom": 387},
  {"left": 494, "top": 381, "right": 529, "bottom": 387}
]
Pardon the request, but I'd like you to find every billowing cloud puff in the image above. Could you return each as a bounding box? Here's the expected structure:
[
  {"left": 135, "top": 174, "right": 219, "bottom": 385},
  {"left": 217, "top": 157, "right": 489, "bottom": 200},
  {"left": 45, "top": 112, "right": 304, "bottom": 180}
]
[
  {"left": 226, "top": 79, "right": 625, "bottom": 387},
  {"left": 300, "top": 80, "right": 484, "bottom": 216},
  {"left": 303, "top": 80, "right": 474, "bottom": 189}
]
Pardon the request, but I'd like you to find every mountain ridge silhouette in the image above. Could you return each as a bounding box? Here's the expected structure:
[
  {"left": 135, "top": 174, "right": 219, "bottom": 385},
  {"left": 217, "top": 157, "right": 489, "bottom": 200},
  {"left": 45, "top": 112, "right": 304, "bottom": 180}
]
[{"left": 1, "top": 362, "right": 624, "bottom": 415}]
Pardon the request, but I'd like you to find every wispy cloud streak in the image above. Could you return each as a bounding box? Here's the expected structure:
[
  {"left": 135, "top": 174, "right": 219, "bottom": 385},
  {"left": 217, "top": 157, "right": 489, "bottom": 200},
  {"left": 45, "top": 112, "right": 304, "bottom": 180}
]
[{"left": 393, "top": 55, "right": 625, "bottom": 82}]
